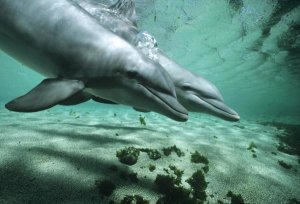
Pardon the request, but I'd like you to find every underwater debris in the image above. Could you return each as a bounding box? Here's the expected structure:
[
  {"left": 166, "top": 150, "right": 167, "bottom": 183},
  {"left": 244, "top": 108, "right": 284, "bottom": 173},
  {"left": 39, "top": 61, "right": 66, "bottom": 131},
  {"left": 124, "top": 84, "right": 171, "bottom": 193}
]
[
  {"left": 139, "top": 148, "right": 162, "bottom": 160},
  {"left": 247, "top": 142, "right": 257, "bottom": 157},
  {"left": 226, "top": 191, "right": 245, "bottom": 204},
  {"left": 116, "top": 147, "right": 140, "bottom": 165},
  {"left": 149, "top": 164, "right": 156, "bottom": 172},
  {"left": 247, "top": 141, "right": 257, "bottom": 150},
  {"left": 120, "top": 195, "right": 150, "bottom": 204},
  {"left": 278, "top": 160, "right": 292, "bottom": 169},
  {"left": 271, "top": 152, "right": 277, "bottom": 155},
  {"left": 191, "top": 151, "right": 209, "bottom": 165},
  {"left": 95, "top": 179, "right": 116, "bottom": 197},
  {"left": 69, "top": 109, "right": 76, "bottom": 116},
  {"left": 139, "top": 115, "right": 146, "bottom": 126},
  {"left": 114, "top": 113, "right": 117, "bottom": 117},
  {"left": 234, "top": 124, "right": 245, "bottom": 129},
  {"left": 186, "top": 170, "right": 208, "bottom": 202},
  {"left": 162, "top": 145, "right": 185, "bottom": 157},
  {"left": 115, "top": 133, "right": 119, "bottom": 136}
]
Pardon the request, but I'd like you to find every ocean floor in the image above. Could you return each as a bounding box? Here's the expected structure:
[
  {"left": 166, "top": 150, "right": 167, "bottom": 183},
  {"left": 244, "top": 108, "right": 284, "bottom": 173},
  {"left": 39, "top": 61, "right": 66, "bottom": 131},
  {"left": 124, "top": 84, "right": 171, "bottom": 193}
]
[{"left": 0, "top": 103, "right": 299, "bottom": 204}]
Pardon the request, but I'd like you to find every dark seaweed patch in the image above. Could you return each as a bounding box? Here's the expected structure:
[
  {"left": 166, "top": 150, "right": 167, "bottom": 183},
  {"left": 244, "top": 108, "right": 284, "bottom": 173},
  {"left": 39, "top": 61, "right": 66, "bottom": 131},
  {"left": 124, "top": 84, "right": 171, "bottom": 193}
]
[
  {"left": 116, "top": 147, "right": 140, "bottom": 165},
  {"left": 191, "top": 151, "right": 209, "bottom": 165},
  {"left": 162, "top": 145, "right": 185, "bottom": 157},
  {"left": 228, "top": 0, "right": 243, "bottom": 12},
  {"left": 154, "top": 174, "right": 193, "bottom": 204},
  {"left": 120, "top": 195, "right": 149, "bottom": 204},
  {"left": 262, "top": 0, "right": 300, "bottom": 38},
  {"left": 139, "top": 148, "right": 162, "bottom": 160},
  {"left": 186, "top": 170, "right": 208, "bottom": 202},
  {"left": 149, "top": 164, "right": 156, "bottom": 172},
  {"left": 202, "top": 165, "right": 209, "bottom": 174},
  {"left": 95, "top": 179, "right": 116, "bottom": 197},
  {"left": 154, "top": 168, "right": 208, "bottom": 204},
  {"left": 109, "top": 165, "right": 118, "bottom": 172},
  {"left": 119, "top": 171, "right": 139, "bottom": 183},
  {"left": 289, "top": 198, "right": 300, "bottom": 204},
  {"left": 261, "top": 122, "right": 300, "bottom": 159},
  {"left": 278, "top": 160, "right": 292, "bottom": 169},
  {"left": 139, "top": 115, "right": 146, "bottom": 126},
  {"left": 226, "top": 191, "right": 245, "bottom": 204}
]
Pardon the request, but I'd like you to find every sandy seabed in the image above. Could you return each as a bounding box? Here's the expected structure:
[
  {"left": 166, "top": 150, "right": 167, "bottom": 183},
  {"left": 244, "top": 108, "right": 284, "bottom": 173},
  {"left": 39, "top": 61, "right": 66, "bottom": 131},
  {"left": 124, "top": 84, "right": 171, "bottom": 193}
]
[{"left": 0, "top": 103, "right": 299, "bottom": 204}]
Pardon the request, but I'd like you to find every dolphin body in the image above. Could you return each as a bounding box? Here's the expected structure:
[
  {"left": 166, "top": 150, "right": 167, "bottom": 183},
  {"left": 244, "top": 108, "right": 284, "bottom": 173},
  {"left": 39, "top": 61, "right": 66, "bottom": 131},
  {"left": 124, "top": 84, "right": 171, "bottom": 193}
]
[
  {"left": 0, "top": 0, "right": 189, "bottom": 122},
  {"left": 73, "top": 0, "right": 240, "bottom": 121}
]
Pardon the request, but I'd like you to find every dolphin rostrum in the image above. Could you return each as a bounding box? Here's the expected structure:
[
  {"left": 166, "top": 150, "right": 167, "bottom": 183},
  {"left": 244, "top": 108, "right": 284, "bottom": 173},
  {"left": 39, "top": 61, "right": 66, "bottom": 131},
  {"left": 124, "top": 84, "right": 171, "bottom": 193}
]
[
  {"left": 0, "top": 0, "right": 189, "bottom": 122},
  {"left": 73, "top": 0, "right": 240, "bottom": 121}
]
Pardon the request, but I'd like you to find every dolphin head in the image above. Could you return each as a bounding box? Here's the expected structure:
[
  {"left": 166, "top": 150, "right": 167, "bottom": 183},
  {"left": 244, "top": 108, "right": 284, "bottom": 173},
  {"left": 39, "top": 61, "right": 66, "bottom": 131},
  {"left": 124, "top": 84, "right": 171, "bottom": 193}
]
[
  {"left": 176, "top": 74, "right": 240, "bottom": 122},
  {"left": 87, "top": 57, "right": 188, "bottom": 122}
]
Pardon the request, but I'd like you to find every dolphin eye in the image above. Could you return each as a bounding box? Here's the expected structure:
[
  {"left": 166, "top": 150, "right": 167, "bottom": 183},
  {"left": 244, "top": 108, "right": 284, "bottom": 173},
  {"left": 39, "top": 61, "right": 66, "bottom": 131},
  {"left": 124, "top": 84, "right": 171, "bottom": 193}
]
[
  {"left": 182, "top": 84, "right": 191, "bottom": 90},
  {"left": 126, "top": 70, "right": 138, "bottom": 79}
]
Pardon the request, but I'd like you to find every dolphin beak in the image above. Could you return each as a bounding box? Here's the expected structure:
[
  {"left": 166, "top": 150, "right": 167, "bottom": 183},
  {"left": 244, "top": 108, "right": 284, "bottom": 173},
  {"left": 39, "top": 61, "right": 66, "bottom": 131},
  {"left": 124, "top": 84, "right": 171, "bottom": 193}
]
[
  {"left": 139, "top": 63, "right": 188, "bottom": 121},
  {"left": 187, "top": 95, "right": 240, "bottom": 121},
  {"left": 204, "top": 99, "right": 240, "bottom": 121},
  {"left": 146, "top": 86, "right": 188, "bottom": 122}
]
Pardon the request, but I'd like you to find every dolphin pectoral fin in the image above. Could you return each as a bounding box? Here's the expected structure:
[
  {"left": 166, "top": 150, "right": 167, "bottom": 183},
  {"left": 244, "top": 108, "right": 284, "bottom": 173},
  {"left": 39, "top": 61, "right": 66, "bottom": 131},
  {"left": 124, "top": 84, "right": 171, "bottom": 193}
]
[
  {"left": 59, "top": 91, "right": 91, "bottom": 106},
  {"left": 133, "top": 107, "right": 151, "bottom": 113},
  {"left": 92, "top": 96, "right": 118, "bottom": 104},
  {"left": 5, "top": 78, "right": 85, "bottom": 112},
  {"left": 109, "top": 0, "right": 137, "bottom": 25}
]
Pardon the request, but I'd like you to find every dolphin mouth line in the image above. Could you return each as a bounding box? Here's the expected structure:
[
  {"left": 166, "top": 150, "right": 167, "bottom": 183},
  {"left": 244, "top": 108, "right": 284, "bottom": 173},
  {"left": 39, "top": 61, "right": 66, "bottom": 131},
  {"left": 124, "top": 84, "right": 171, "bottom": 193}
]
[
  {"left": 140, "top": 84, "right": 187, "bottom": 116},
  {"left": 198, "top": 96, "right": 240, "bottom": 120},
  {"left": 203, "top": 98, "right": 233, "bottom": 115}
]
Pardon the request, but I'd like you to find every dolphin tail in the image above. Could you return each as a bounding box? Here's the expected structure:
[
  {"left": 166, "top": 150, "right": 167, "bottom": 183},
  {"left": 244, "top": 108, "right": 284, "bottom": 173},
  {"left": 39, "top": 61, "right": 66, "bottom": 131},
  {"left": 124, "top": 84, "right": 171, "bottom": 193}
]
[{"left": 5, "top": 78, "right": 85, "bottom": 112}]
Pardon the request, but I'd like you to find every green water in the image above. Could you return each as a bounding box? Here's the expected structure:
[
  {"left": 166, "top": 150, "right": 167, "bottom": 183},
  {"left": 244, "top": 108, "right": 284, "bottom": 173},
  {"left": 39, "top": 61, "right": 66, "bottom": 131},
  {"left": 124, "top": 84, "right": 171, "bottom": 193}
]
[
  {"left": 0, "top": 1, "right": 300, "bottom": 203},
  {"left": 1, "top": 0, "right": 300, "bottom": 122}
]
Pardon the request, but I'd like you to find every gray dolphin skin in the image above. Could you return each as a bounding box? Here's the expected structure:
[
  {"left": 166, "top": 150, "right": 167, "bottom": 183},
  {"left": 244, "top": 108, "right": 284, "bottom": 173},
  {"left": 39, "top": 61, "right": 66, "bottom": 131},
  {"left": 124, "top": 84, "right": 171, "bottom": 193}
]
[
  {"left": 74, "top": 0, "right": 240, "bottom": 121},
  {"left": 0, "top": 0, "right": 189, "bottom": 122}
]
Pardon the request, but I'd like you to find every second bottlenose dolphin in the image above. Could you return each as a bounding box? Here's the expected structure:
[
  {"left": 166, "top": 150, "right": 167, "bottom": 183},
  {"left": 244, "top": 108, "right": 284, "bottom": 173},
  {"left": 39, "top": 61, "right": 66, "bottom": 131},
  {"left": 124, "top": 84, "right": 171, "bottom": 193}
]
[
  {"left": 73, "top": 0, "right": 240, "bottom": 121},
  {"left": 0, "top": 0, "right": 188, "bottom": 121}
]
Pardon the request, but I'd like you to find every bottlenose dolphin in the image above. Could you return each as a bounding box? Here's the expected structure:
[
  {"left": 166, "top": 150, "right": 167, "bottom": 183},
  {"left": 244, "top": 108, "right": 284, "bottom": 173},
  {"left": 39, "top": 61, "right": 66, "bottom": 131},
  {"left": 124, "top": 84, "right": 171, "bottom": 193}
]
[
  {"left": 0, "top": 0, "right": 188, "bottom": 122},
  {"left": 73, "top": 0, "right": 240, "bottom": 121}
]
